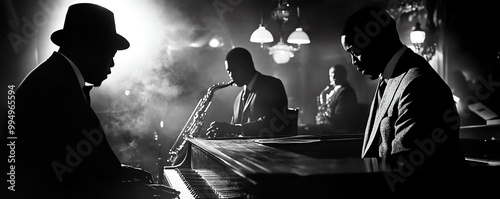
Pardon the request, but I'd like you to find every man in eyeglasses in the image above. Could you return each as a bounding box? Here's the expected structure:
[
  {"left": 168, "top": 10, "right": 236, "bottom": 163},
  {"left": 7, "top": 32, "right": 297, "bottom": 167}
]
[{"left": 341, "top": 6, "right": 466, "bottom": 196}]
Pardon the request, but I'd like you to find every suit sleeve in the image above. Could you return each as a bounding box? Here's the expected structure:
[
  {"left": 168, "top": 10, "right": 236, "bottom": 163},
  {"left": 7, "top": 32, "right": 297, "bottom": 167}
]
[
  {"left": 391, "top": 74, "right": 462, "bottom": 166},
  {"left": 242, "top": 78, "right": 289, "bottom": 136}
]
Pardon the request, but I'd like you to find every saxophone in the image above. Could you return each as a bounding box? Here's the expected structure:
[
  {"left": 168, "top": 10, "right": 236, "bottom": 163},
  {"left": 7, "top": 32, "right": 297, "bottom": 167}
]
[
  {"left": 166, "top": 81, "right": 234, "bottom": 166},
  {"left": 316, "top": 85, "right": 332, "bottom": 125}
]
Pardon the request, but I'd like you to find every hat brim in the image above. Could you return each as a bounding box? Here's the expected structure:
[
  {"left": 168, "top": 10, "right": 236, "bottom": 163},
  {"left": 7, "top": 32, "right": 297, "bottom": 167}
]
[{"left": 51, "top": 29, "right": 130, "bottom": 50}]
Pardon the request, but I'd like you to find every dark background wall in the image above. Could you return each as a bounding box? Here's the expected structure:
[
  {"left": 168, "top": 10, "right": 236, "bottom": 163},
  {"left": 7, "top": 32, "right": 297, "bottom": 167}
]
[{"left": 1, "top": 0, "right": 499, "bottom": 175}]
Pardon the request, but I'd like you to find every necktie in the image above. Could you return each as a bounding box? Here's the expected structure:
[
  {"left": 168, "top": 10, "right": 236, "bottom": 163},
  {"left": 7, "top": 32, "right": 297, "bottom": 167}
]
[
  {"left": 377, "top": 79, "right": 387, "bottom": 105},
  {"left": 239, "top": 89, "right": 250, "bottom": 123},
  {"left": 242, "top": 88, "right": 250, "bottom": 105},
  {"left": 371, "top": 78, "right": 387, "bottom": 153},
  {"left": 83, "top": 86, "right": 93, "bottom": 105}
]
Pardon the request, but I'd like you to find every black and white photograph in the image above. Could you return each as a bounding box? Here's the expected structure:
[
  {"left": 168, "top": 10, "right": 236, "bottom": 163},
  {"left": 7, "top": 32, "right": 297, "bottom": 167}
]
[{"left": 1, "top": 0, "right": 499, "bottom": 198}]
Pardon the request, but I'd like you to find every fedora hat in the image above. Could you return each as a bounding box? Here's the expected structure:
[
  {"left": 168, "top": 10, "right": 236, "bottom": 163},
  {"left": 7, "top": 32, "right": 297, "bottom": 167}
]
[{"left": 51, "top": 3, "right": 129, "bottom": 50}]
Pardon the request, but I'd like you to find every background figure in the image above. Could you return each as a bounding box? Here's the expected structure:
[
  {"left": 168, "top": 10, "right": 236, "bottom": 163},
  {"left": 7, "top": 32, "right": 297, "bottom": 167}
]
[
  {"left": 14, "top": 3, "right": 177, "bottom": 199},
  {"left": 207, "top": 47, "right": 291, "bottom": 137},
  {"left": 470, "top": 50, "right": 500, "bottom": 121},
  {"left": 448, "top": 70, "right": 484, "bottom": 125},
  {"left": 341, "top": 6, "right": 466, "bottom": 196},
  {"left": 315, "top": 64, "right": 358, "bottom": 132}
]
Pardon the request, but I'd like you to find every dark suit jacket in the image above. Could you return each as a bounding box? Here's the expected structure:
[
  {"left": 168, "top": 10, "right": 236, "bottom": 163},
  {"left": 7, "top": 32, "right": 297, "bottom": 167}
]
[
  {"left": 323, "top": 82, "right": 358, "bottom": 131},
  {"left": 16, "top": 52, "right": 123, "bottom": 198},
  {"left": 231, "top": 72, "right": 289, "bottom": 136},
  {"left": 362, "top": 49, "right": 467, "bottom": 195},
  {"left": 362, "top": 49, "right": 465, "bottom": 166}
]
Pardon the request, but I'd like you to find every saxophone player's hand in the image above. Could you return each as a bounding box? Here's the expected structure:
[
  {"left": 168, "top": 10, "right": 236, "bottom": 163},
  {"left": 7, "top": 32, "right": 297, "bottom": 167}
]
[{"left": 206, "top": 121, "right": 242, "bottom": 138}]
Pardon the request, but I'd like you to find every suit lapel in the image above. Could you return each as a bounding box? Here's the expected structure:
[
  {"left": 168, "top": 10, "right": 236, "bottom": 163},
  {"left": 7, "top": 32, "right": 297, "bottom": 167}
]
[
  {"left": 243, "top": 91, "right": 254, "bottom": 111},
  {"left": 362, "top": 89, "right": 378, "bottom": 156},
  {"left": 240, "top": 91, "right": 255, "bottom": 123},
  {"left": 330, "top": 86, "right": 341, "bottom": 106},
  {"left": 234, "top": 90, "right": 244, "bottom": 123},
  {"left": 242, "top": 74, "right": 261, "bottom": 120},
  {"left": 362, "top": 74, "right": 406, "bottom": 157}
]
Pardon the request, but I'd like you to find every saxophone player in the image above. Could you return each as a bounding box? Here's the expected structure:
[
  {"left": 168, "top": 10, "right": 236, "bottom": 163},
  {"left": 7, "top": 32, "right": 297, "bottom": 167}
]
[
  {"left": 207, "top": 47, "right": 291, "bottom": 137},
  {"left": 313, "top": 64, "right": 358, "bottom": 133}
]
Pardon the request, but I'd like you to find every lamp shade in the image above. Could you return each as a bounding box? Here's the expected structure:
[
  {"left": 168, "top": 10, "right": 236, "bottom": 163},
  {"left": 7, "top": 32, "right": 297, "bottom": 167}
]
[
  {"left": 410, "top": 22, "right": 426, "bottom": 44},
  {"left": 287, "top": 27, "right": 310, "bottom": 44},
  {"left": 250, "top": 25, "right": 274, "bottom": 44}
]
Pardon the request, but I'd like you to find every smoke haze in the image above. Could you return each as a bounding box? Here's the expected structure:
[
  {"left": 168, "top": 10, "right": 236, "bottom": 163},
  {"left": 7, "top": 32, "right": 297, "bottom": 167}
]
[{"left": 50, "top": 0, "right": 239, "bottom": 169}]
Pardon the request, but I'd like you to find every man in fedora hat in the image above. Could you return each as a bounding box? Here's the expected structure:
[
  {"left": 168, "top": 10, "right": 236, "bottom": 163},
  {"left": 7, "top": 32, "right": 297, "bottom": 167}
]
[{"left": 15, "top": 3, "right": 178, "bottom": 199}]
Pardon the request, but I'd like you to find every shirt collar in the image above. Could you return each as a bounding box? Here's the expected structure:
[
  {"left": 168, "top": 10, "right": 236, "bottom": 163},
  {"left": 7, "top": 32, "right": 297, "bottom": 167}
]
[
  {"left": 57, "top": 51, "right": 85, "bottom": 89},
  {"left": 244, "top": 72, "right": 259, "bottom": 91},
  {"left": 381, "top": 46, "right": 407, "bottom": 79}
]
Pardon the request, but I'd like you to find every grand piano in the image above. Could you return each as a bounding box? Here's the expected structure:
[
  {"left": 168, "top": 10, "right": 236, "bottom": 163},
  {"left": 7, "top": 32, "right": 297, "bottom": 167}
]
[
  {"left": 161, "top": 130, "right": 500, "bottom": 198},
  {"left": 460, "top": 124, "right": 500, "bottom": 165}
]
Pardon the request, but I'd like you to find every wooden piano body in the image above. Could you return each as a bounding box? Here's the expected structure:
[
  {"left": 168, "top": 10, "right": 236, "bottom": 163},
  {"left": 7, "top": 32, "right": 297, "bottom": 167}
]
[{"left": 162, "top": 132, "right": 500, "bottom": 198}]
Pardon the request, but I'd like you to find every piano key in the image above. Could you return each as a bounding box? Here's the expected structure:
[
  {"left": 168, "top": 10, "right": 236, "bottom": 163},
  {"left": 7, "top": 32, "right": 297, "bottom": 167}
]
[
  {"left": 180, "top": 169, "right": 219, "bottom": 198},
  {"left": 165, "top": 167, "right": 248, "bottom": 199},
  {"left": 164, "top": 169, "right": 196, "bottom": 199}
]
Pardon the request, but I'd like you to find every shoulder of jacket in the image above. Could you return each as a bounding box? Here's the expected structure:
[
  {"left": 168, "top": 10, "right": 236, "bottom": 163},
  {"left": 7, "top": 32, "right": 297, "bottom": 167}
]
[{"left": 259, "top": 73, "right": 282, "bottom": 84}]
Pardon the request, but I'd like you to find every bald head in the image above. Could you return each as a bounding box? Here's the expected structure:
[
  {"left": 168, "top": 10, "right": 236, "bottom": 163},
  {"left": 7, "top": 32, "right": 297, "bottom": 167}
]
[
  {"left": 224, "top": 47, "right": 257, "bottom": 87},
  {"left": 341, "top": 6, "right": 403, "bottom": 80},
  {"left": 225, "top": 47, "right": 255, "bottom": 71},
  {"left": 341, "top": 6, "right": 399, "bottom": 54}
]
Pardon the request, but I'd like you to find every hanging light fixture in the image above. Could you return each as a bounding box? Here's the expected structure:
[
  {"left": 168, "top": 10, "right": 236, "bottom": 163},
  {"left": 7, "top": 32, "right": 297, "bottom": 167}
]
[
  {"left": 249, "top": 24, "right": 274, "bottom": 46},
  {"left": 410, "top": 22, "right": 425, "bottom": 53},
  {"left": 287, "top": 5, "right": 310, "bottom": 45},
  {"left": 249, "top": 0, "right": 310, "bottom": 64},
  {"left": 410, "top": 21, "right": 435, "bottom": 61},
  {"left": 250, "top": 4, "right": 273, "bottom": 47}
]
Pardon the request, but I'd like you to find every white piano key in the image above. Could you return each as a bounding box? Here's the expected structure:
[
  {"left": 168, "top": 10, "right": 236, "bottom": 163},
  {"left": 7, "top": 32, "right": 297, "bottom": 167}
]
[{"left": 164, "top": 169, "right": 196, "bottom": 199}]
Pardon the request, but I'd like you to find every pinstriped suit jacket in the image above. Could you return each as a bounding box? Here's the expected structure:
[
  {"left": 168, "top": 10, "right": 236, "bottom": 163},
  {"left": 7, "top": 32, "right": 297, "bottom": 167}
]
[{"left": 361, "top": 49, "right": 465, "bottom": 169}]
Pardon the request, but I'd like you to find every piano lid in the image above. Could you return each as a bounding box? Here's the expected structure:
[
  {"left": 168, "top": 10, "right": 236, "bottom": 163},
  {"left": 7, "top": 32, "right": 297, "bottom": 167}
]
[
  {"left": 179, "top": 135, "right": 500, "bottom": 198},
  {"left": 188, "top": 136, "right": 395, "bottom": 178}
]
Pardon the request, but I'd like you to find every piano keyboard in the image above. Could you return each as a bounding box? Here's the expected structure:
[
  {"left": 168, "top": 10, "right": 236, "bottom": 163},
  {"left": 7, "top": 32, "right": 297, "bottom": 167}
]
[
  {"left": 164, "top": 168, "right": 247, "bottom": 199},
  {"left": 164, "top": 168, "right": 196, "bottom": 199}
]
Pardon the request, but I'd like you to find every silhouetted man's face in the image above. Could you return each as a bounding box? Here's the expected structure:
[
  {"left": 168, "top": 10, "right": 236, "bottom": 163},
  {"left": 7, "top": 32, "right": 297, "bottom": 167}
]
[
  {"left": 341, "top": 35, "right": 383, "bottom": 80},
  {"left": 329, "top": 67, "right": 347, "bottom": 86},
  {"left": 225, "top": 60, "right": 245, "bottom": 87},
  {"left": 224, "top": 47, "right": 255, "bottom": 87},
  {"left": 79, "top": 45, "right": 117, "bottom": 87}
]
